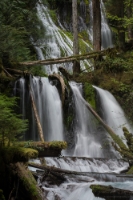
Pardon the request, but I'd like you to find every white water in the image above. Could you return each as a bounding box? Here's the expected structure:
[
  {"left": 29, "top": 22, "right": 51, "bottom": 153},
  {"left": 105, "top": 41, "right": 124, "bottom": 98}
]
[
  {"left": 89, "top": 0, "right": 113, "bottom": 49},
  {"left": 69, "top": 82, "right": 102, "bottom": 157},
  {"left": 29, "top": 157, "right": 132, "bottom": 200},
  {"left": 69, "top": 82, "right": 119, "bottom": 158},
  {"left": 94, "top": 86, "right": 133, "bottom": 142},
  {"left": 30, "top": 76, "right": 64, "bottom": 141},
  {"left": 34, "top": 0, "right": 92, "bottom": 74},
  {"left": 15, "top": 1, "right": 133, "bottom": 199}
]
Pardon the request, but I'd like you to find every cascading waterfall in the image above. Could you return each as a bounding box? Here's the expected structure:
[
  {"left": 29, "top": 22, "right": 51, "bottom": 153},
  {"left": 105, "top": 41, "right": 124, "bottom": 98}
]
[
  {"left": 69, "top": 82, "right": 120, "bottom": 158},
  {"left": 101, "top": 0, "right": 113, "bottom": 49},
  {"left": 14, "top": 76, "right": 64, "bottom": 141},
  {"left": 14, "top": 1, "right": 133, "bottom": 199},
  {"left": 89, "top": 0, "right": 113, "bottom": 48},
  {"left": 30, "top": 76, "right": 64, "bottom": 141},
  {"left": 34, "top": 0, "right": 92, "bottom": 74},
  {"left": 94, "top": 86, "right": 133, "bottom": 143}
]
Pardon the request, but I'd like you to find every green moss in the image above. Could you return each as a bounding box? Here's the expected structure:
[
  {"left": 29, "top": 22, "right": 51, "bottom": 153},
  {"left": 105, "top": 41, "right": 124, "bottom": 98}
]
[
  {"left": 49, "top": 9, "right": 58, "bottom": 24},
  {"left": 49, "top": 141, "right": 67, "bottom": 149},
  {"left": 84, "top": 82, "right": 96, "bottom": 109},
  {"left": 126, "top": 166, "right": 133, "bottom": 174},
  {"left": 16, "top": 141, "right": 67, "bottom": 150},
  {"left": 21, "top": 175, "right": 38, "bottom": 197},
  {"left": 1, "top": 147, "right": 38, "bottom": 163}
]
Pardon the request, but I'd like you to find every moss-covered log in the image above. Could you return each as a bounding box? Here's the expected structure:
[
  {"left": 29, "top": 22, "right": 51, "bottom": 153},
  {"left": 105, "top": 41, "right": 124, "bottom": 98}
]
[
  {"left": 10, "top": 162, "right": 44, "bottom": 200},
  {"left": 1, "top": 147, "right": 38, "bottom": 163},
  {"left": 15, "top": 141, "right": 67, "bottom": 157},
  {"left": 90, "top": 184, "right": 133, "bottom": 200}
]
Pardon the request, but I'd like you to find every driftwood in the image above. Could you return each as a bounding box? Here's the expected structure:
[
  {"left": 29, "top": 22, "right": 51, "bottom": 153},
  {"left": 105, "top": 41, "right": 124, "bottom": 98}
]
[
  {"left": 19, "top": 48, "right": 116, "bottom": 66},
  {"left": 10, "top": 162, "right": 44, "bottom": 200},
  {"left": 29, "top": 86, "right": 44, "bottom": 142},
  {"left": 90, "top": 184, "right": 133, "bottom": 200},
  {"left": 49, "top": 73, "right": 66, "bottom": 104}
]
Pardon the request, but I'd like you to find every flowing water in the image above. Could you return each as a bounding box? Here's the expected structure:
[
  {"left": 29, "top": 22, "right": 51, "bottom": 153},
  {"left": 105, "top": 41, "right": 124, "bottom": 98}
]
[
  {"left": 35, "top": 0, "right": 91, "bottom": 74},
  {"left": 94, "top": 86, "right": 133, "bottom": 143},
  {"left": 15, "top": 79, "right": 133, "bottom": 199},
  {"left": 69, "top": 82, "right": 118, "bottom": 158},
  {"left": 14, "top": 1, "right": 133, "bottom": 199},
  {"left": 89, "top": 0, "right": 113, "bottom": 49}
]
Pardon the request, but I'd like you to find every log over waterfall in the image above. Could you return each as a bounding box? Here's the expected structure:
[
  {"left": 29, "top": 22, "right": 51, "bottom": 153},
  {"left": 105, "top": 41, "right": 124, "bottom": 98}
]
[{"left": 19, "top": 48, "right": 116, "bottom": 66}]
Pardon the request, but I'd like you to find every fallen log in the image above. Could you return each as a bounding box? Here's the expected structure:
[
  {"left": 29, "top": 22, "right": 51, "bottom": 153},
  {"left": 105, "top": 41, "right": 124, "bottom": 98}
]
[
  {"left": 49, "top": 73, "right": 66, "bottom": 104},
  {"left": 6, "top": 68, "right": 32, "bottom": 76},
  {"left": 29, "top": 86, "right": 44, "bottom": 142},
  {"left": 90, "top": 184, "right": 133, "bottom": 200},
  {"left": 19, "top": 48, "right": 116, "bottom": 66}
]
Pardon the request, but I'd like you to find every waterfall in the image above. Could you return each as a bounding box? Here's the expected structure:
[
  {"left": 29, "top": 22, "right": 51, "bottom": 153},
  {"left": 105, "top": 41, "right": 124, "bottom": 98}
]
[
  {"left": 13, "top": 1, "right": 133, "bottom": 199},
  {"left": 30, "top": 76, "right": 64, "bottom": 141},
  {"left": 34, "top": 0, "right": 92, "bottom": 74},
  {"left": 89, "top": 0, "right": 113, "bottom": 49},
  {"left": 101, "top": 0, "right": 113, "bottom": 49},
  {"left": 69, "top": 82, "right": 119, "bottom": 158},
  {"left": 94, "top": 86, "right": 133, "bottom": 143},
  {"left": 14, "top": 76, "right": 64, "bottom": 141}
]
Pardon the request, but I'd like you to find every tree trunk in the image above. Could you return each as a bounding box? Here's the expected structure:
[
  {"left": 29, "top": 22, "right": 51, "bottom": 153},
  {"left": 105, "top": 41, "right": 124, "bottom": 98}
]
[
  {"left": 10, "top": 162, "right": 44, "bottom": 200},
  {"left": 72, "top": 0, "right": 80, "bottom": 75},
  {"left": 117, "top": 0, "right": 125, "bottom": 50},
  {"left": 127, "top": 1, "right": 133, "bottom": 40},
  {"left": 29, "top": 86, "right": 44, "bottom": 142},
  {"left": 92, "top": 0, "right": 101, "bottom": 51}
]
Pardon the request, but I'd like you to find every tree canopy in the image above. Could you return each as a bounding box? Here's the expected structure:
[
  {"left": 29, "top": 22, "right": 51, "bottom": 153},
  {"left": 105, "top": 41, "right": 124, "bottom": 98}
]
[{"left": 0, "top": 95, "right": 28, "bottom": 146}]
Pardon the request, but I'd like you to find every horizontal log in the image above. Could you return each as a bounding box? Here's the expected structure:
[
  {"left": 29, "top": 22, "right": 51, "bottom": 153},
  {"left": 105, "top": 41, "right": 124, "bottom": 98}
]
[{"left": 19, "top": 48, "right": 116, "bottom": 66}]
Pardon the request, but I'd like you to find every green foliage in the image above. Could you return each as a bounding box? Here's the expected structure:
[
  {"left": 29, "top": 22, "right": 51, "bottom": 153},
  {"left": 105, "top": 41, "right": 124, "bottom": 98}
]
[
  {"left": 1, "top": 147, "right": 38, "bottom": 163},
  {"left": 0, "top": 0, "right": 44, "bottom": 64},
  {"left": 30, "top": 66, "right": 48, "bottom": 77},
  {"left": 0, "top": 95, "right": 28, "bottom": 146},
  {"left": 84, "top": 82, "right": 96, "bottom": 109}
]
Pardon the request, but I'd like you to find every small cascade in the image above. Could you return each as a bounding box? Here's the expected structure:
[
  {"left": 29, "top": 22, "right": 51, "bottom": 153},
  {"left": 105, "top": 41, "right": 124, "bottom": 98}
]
[
  {"left": 94, "top": 86, "right": 133, "bottom": 142},
  {"left": 69, "top": 82, "right": 118, "bottom": 158},
  {"left": 35, "top": 1, "right": 73, "bottom": 74},
  {"left": 101, "top": 0, "right": 113, "bottom": 49},
  {"left": 89, "top": 0, "right": 113, "bottom": 49}
]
